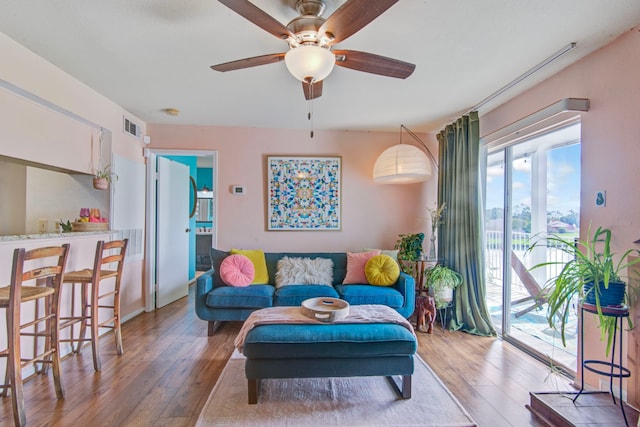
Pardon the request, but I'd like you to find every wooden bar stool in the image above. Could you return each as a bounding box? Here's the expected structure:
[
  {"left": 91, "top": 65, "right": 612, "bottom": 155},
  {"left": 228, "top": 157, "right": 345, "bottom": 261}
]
[
  {"left": 0, "top": 244, "right": 70, "bottom": 427},
  {"left": 60, "top": 239, "right": 128, "bottom": 371}
]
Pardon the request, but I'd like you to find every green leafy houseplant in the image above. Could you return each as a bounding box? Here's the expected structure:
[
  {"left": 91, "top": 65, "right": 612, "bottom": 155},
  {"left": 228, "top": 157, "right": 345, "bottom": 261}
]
[
  {"left": 58, "top": 219, "right": 72, "bottom": 232},
  {"left": 425, "top": 264, "right": 463, "bottom": 308},
  {"left": 93, "top": 164, "right": 118, "bottom": 190},
  {"left": 394, "top": 233, "right": 424, "bottom": 278},
  {"left": 529, "top": 226, "right": 640, "bottom": 356}
]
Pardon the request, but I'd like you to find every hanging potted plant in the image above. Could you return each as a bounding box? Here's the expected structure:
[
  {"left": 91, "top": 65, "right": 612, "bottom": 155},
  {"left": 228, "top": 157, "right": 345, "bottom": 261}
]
[
  {"left": 93, "top": 164, "right": 118, "bottom": 190},
  {"left": 529, "top": 226, "right": 640, "bottom": 355},
  {"left": 425, "top": 264, "right": 463, "bottom": 308}
]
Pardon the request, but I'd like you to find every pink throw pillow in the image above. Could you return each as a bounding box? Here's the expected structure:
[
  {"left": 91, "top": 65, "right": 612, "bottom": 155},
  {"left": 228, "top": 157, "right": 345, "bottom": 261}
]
[
  {"left": 342, "top": 250, "right": 381, "bottom": 284},
  {"left": 220, "top": 254, "right": 255, "bottom": 287}
]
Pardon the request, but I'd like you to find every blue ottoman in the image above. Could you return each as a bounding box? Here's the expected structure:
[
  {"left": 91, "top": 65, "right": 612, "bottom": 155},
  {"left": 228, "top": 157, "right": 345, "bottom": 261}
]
[{"left": 242, "top": 322, "right": 417, "bottom": 404}]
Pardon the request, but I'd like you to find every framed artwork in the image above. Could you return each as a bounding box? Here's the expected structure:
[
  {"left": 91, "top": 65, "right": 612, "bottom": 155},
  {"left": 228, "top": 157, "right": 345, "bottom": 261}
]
[{"left": 267, "top": 156, "right": 341, "bottom": 231}]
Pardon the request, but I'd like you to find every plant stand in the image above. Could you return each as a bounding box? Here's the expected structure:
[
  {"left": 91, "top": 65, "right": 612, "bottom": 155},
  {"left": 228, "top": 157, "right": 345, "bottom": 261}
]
[
  {"left": 574, "top": 303, "right": 631, "bottom": 426},
  {"left": 437, "top": 301, "right": 453, "bottom": 332}
]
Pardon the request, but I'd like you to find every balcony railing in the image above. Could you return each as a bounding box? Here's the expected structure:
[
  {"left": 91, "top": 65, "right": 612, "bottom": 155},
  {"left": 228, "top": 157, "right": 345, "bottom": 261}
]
[{"left": 485, "top": 230, "right": 572, "bottom": 296}]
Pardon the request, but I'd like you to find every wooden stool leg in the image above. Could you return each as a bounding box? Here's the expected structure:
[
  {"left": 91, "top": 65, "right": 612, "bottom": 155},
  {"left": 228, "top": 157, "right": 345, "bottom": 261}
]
[
  {"left": 1, "top": 310, "right": 10, "bottom": 398},
  {"left": 90, "top": 283, "right": 101, "bottom": 371},
  {"left": 75, "top": 282, "right": 90, "bottom": 354},
  {"left": 7, "top": 303, "right": 26, "bottom": 426},
  {"left": 40, "top": 294, "right": 53, "bottom": 375},
  {"left": 114, "top": 289, "right": 123, "bottom": 356},
  {"left": 51, "top": 291, "right": 64, "bottom": 399},
  {"left": 9, "top": 363, "right": 26, "bottom": 427},
  {"left": 1, "top": 367, "right": 8, "bottom": 398}
]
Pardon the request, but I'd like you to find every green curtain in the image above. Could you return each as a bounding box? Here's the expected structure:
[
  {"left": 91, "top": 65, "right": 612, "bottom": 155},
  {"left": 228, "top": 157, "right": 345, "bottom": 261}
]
[{"left": 436, "top": 112, "right": 496, "bottom": 336}]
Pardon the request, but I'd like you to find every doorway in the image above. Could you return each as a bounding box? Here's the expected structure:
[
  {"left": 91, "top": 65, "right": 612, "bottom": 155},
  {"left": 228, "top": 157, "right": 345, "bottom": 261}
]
[
  {"left": 483, "top": 121, "right": 581, "bottom": 371},
  {"left": 144, "top": 149, "right": 217, "bottom": 311}
]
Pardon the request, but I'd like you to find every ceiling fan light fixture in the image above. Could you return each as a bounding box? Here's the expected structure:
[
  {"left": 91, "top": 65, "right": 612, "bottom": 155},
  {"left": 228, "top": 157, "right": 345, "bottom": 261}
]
[{"left": 284, "top": 45, "right": 335, "bottom": 82}]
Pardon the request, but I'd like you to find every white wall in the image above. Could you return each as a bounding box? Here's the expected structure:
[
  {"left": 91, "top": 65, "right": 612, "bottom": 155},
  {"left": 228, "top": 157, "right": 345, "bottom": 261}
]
[
  {"left": 24, "top": 167, "right": 109, "bottom": 234},
  {"left": 0, "top": 160, "right": 26, "bottom": 234},
  {"left": 0, "top": 32, "right": 147, "bottom": 319}
]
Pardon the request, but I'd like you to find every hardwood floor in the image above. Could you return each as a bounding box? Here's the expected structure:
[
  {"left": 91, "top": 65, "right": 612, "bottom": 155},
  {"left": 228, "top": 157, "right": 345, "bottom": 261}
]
[{"left": 1, "top": 286, "right": 575, "bottom": 426}]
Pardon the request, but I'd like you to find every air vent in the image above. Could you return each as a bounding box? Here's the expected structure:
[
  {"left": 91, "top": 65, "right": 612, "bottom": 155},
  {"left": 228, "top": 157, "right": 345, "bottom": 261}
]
[{"left": 123, "top": 116, "right": 141, "bottom": 138}]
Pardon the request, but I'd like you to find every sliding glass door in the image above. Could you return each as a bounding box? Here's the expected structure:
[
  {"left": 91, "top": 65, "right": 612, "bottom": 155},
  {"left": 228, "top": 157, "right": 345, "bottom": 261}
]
[{"left": 484, "top": 121, "right": 581, "bottom": 371}]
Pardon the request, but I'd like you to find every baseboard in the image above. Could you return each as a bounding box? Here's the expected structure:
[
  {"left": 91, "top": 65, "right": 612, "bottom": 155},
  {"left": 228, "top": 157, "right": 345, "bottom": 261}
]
[{"left": 122, "top": 307, "right": 145, "bottom": 323}]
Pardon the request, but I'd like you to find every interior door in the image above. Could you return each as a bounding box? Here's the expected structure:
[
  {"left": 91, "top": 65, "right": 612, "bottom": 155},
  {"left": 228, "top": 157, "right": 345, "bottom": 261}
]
[{"left": 156, "top": 156, "right": 189, "bottom": 308}]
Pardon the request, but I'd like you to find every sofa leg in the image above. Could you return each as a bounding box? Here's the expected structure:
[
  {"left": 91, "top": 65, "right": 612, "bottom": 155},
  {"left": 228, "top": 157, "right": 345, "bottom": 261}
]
[
  {"left": 248, "top": 378, "right": 260, "bottom": 404},
  {"left": 207, "top": 321, "right": 222, "bottom": 336}
]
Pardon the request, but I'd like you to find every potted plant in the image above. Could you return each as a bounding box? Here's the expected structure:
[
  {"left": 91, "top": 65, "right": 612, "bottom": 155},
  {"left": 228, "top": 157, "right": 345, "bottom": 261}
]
[
  {"left": 58, "top": 219, "right": 73, "bottom": 233},
  {"left": 529, "top": 226, "right": 640, "bottom": 355},
  {"left": 425, "top": 264, "right": 463, "bottom": 308},
  {"left": 394, "top": 232, "right": 424, "bottom": 278},
  {"left": 93, "top": 164, "right": 118, "bottom": 190}
]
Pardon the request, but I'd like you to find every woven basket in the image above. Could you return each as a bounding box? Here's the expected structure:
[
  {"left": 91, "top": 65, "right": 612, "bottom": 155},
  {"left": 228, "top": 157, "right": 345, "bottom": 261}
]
[{"left": 71, "top": 222, "right": 109, "bottom": 232}]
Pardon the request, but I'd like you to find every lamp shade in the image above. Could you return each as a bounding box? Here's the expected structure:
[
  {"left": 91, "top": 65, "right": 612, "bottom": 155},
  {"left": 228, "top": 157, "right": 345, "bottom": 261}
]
[
  {"left": 284, "top": 45, "right": 336, "bottom": 82},
  {"left": 373, "top": 144, "right": 432, "bottom": 184}
]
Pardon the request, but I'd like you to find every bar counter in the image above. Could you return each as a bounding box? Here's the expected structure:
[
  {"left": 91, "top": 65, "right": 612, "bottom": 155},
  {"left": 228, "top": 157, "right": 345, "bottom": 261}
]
[
  {"left": 0, "top": 231, "right": 116, "bottom": 242},
  {"left": 0, "top": 230, "right": 118, "bottom": 381}
]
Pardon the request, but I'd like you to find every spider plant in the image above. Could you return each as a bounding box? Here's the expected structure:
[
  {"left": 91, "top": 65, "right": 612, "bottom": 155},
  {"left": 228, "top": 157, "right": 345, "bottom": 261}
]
[{"left": 529, "top": 226, "right": 640, "bottom": 356}]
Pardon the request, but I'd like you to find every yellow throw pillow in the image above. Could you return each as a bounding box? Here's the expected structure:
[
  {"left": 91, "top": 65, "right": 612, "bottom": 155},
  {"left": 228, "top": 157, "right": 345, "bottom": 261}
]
[
  {"left": 230, "top": 249, "right": 269, "bottom": 284},
  {"left": 365, "top": 254, "right": 400, "bottom": 286}
]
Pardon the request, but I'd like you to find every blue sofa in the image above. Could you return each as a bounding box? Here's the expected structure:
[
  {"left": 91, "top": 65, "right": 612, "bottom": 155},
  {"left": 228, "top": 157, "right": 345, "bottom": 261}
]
[{"left": 195, "top": 249, "right": 416, "bottom": 335}]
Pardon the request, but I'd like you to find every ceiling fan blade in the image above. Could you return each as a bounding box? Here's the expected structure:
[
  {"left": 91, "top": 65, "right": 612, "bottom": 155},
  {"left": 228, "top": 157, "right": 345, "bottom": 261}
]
[
  {"left": 302, "top": 80, "right": 323, "bottom": 100},
  {"left": 218, "top": 0, "right": 295, "bottom": 41},
  {"left": 211, "top": 53, "right": 286, "bottom": 72},
  {"left": 333, "top": 50, "right": 415, "bottom": 79},
  {"left": 319, "top": 0, "right": 399, "bottom": 45}
]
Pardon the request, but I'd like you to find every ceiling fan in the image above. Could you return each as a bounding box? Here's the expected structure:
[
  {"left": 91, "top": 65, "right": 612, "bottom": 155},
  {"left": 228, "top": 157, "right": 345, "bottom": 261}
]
[{"left": 211, "top": 0, "right": 416, "bottom": 100}]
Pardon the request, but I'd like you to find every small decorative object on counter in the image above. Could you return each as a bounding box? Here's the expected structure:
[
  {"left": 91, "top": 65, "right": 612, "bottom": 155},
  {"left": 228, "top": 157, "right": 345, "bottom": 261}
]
[
  {"left": 89, "top": 208, "right": 101, "bottom": 222},
  {"left": 72, "top": 207, "right": 109, "bottom": 231},
  {"left": 59, "top": 219, "right": 73, "bottom": 233},
  {"left": 79, "top": 208, "right": 90, "bottom": 220}
]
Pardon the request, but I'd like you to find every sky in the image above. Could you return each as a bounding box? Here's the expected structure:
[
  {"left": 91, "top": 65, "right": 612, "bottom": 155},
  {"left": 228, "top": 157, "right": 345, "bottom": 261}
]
[{"left": 485, "top": 123, "right": 581, "bottom": 220}]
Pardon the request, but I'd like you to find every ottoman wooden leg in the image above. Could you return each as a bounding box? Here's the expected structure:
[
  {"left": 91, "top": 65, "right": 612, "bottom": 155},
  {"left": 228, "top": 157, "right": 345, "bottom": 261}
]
[
  {"left": 386, "top": 375, "right": 412, "bottom": 399},
  {"left": 402, "top": 375, "right": 412, "bottom": 399},
  {"left": 248, "top": 378, "right": 260, "bottom": 404}
]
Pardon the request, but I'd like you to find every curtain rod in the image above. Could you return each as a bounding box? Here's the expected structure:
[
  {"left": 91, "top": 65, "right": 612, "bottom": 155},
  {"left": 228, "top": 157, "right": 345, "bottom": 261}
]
[{"left": 468, "top": 42, "right": 577, "bottom": 114}]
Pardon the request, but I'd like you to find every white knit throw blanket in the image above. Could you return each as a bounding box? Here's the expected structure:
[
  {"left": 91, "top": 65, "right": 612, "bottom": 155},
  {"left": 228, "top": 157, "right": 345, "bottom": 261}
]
[{"left": 234, "top": 304, "right": 415, "bottom": 353}]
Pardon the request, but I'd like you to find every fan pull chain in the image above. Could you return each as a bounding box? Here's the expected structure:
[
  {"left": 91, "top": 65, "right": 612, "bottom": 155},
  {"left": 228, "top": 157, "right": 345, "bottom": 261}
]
[{"left": 308, "top": 80, "right": 314, "bottom": 138}]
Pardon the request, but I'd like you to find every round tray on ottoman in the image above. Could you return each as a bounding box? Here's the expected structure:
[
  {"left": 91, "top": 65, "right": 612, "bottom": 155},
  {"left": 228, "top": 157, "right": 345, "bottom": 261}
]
[{"left": 301, "top": 297, "right": 349, "bottom": 322}]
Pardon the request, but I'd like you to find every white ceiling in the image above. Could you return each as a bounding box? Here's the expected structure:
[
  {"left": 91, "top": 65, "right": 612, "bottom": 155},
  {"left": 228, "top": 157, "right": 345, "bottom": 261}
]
[{"left": 1, "top": 1, "right": 639, "bottom": 133}]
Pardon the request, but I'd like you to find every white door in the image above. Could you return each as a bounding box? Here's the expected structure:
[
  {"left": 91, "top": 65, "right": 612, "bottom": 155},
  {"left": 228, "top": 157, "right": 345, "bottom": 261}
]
[{"left": 156, "top": 157, "right": 190, "bottom": 308}]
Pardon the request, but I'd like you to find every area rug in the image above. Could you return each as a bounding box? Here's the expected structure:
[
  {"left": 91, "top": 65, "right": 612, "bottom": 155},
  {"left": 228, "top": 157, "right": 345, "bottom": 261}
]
[{"left": 196, "top": 351, "right": 477, "bottom": 427}]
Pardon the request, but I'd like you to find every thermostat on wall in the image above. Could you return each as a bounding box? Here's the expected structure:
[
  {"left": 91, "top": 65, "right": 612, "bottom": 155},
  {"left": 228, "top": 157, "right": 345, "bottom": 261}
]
[{"left": 231, "top": 185, "right": 245, "bottom": 195}]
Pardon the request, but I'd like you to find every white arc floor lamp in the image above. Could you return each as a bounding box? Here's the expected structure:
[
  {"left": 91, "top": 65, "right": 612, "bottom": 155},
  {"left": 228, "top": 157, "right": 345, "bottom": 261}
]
[{"left": 373, "top": 125, "right": 438, "bottom": 184}]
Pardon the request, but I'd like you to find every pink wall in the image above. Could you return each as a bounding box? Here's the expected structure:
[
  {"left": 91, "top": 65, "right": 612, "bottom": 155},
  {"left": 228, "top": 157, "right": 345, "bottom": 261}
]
[
  {"left": 482, "top": 27, "right": 640, "bottom": 395},
  {"left": 148, "top": 124, "right": 439, "bottom": 253}
]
